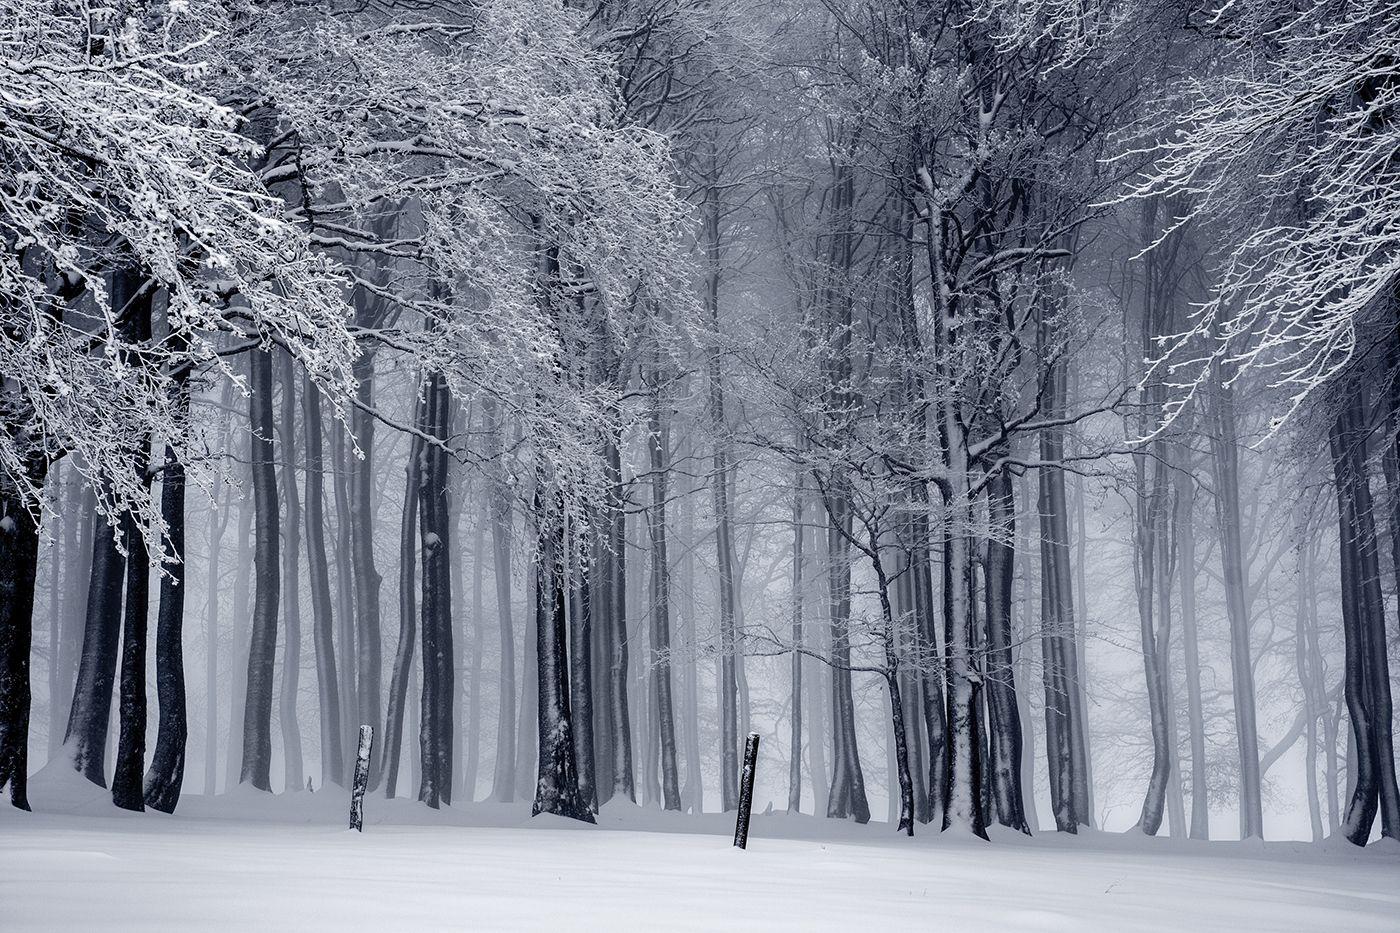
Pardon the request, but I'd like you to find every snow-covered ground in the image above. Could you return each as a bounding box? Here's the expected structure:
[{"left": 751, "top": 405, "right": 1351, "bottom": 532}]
[{"left": 3, "top": 768, "right": 1397, "bottom": 932}]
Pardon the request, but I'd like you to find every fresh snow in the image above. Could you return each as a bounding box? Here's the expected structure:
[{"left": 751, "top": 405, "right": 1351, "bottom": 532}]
[{"left": 3, "top": 767, "right": 1397, "bottom": 931}]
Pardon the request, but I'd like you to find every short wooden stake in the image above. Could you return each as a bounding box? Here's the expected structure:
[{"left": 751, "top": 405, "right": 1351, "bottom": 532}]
[
  {"left": 733, "top": 732, "right": 760, "bottom": 849},
  {"left": 349, "top": 724, "right": 374, "bottom": 832}
]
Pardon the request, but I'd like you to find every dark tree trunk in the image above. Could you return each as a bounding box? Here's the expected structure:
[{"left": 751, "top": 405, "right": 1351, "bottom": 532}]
[
  {"left": 1331, "top": 386, "right": 1400, "bottom": 843},
  {"left": 983, "top": 470, "right": 1029, "bottom": 833},
  {"left": 241, "top": 346, "right": 280, "bottom": 791},
  {"left": 0, "top": 461, "right": 44, "bottom": 810},
  {"left": 418, "top": 372, "right": 454, "bottom": 808},
  {"left": 568, "top": 525, "right": 595, "bottom": 809},
  {"left": 112, "top": 446, "right": 151, "bottom": 813},
  {"left": 825, "top": 481, "right": 870, "bottom": 823},
  {"left": 65, "top": 494, "right": 125, "bottom": 785},
  {"left": 143, "top": 436, "right": 188, "bottom": 813},
  {"left": 302, "top": 377, "right": 344, "bottom": 787},
  {"left": 531, "top": 506, "right": 594, "bottom": 823}
]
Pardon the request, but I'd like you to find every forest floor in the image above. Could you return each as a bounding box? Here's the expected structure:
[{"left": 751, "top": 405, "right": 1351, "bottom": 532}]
[{"left": 3, "top": 766, "right": 1397, "bottom": 932}]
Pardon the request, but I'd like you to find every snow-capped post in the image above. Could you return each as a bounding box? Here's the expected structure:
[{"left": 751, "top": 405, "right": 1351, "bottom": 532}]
[
  {"left": 733, "top": 732, "right": 760, "bottom": 849},
  {"left": 349, "top": 724, "right": 374, "bottom": 832}
]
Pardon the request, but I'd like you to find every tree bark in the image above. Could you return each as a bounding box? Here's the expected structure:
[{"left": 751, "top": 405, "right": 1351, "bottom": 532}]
[
  {"left": 277, "top": 351, "right": 303, "bottom": 792},
  {"left": 418, "top": 371, "right": 454, "bottom": 808},
  {"left": 1208, "top": 373, "right": 1264, "bottom": 839},
  {"left": 302, "top": 377, "right": 344, "bottom": 787},
  {"left": 383, "top": 390, "right": 423, "bottom": 798},
  {"left": 240, "top": 346, "right": 280, "bottom": 791},
  {"left": 984, "top": 470, "right": 1029, "bottom": 833},
  {"left": 531, "top": 506, "right": 594, "bottom": 823},
  {"left": 0, "top": 461, "right": 44, "bottom": 809},
  {"left": 1330, "top": 385, "right": 1400, "bottom": 843},
  {"left": 144, "top": 434, "right": 188, "bottom": 813}
]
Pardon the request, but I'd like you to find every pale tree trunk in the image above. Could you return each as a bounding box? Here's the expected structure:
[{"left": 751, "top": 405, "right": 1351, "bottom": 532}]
[
  {"left": 349, "top": 358, "right": 383, "bottom": 767},
  {"left": 226, "top": 435, "right": 253, "bottom": 792},
  {"left": 302, "top": 378, "right": 343, "bottom": 787},
  {"left": 701, "top": 165, "right": 740, "bottom": 811},
  {"left": 604, "top": 428, "right": 634, "bottom": 802},
  {"left": 1208, "top": 372, "right": 1264, "bottom": 839},
  {"left": 647, "top": 378, "right": 681, "bottom": 811},
  {"left": 462, "top": 488, "right": 482, "bottom": 802},
  {"left": 1174, "top": 443, "right": 1210, "bottom": 839},
  {"left": 331, "top": 417, "right": 358, "bottom": 777},
  {"left": 241, "top": 346, "right": 280, "bottom": 791},
  {"left": 383, "top": 391, "right": 423, "bottom": 798},
  {"left": 277, "top": 351, "right": 303, "bottom": 793},
  {"left": 204, "top": 480, "right": 229, "bottom": 796},
  {"left": 788, "top": 463, "right": 805, "bottom": 814},
  {"left": 677, "top": 440, "right": 704, "bottom": 814},
  {"left": 484, "top": 397, "right": 517, "bottom": 803}
]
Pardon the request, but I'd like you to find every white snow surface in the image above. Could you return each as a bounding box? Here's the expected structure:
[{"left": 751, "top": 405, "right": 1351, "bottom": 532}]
[{"left": 3, "top": 766, "right": 1397, "bottom": 932}]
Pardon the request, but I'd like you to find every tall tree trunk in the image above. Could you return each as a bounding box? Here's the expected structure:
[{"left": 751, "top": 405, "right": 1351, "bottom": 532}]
[
  {"left": 983, "top": 470, "right": 1029, "bottom": 833},
  {"left": 144, "top": 425, "right": 190, "bottom": 810},
  {"left": 788, "top": 464, "right": 805, "bottom": 814},
  {"left": 203, "top": 479, "right": 229, "bottom": 797},
  {"left": 241, "top": 346, "right": 280, "bottom": 791},
  {"left": 531, "top": 505, "right": 594, "bottom": 823},
  {"left": 1331, "top": 385, "right": 1400, "bottom": 843},
  {"left": 418, "top": 372, "right": 454, "bottom": 808},
  {"left": 1174, "top": 445, "right": 1210, "bottom": 839},
  {"left": 604, "top": 428, "right": 634, "bottom": 802},
  {"left": 112, "top": 437, "right": 151, "bottom": 814},
  {"left": 484, "top": 398, "right": 517, "bottom": 803},
  {"left": 702, "top": 170, "right": 740, "bottom": 812},
  {"left": 277, "top": 352, "right": 303, "bottom": 792},
  {"left": 463, "top": 492, "right": 483, "bottom": 802},
  {"left": 1036, "top": 331, "right": 1091, "bottom": 832},
  {"left": 825, "top": 480, "right": 871, "bottom": 823},
  {"left": 302, "top": 377, "right": 343, "bottom": 787},
  {"left": 647, "top": 382, "right": 681, "bottom": 811},
  {"left": 350, "top": 352, "right": 383, "bottom": 757},
  {"left": 568, "top": 526, "right": 595, "bottom": 810},
  {"left": 383, "top": 392, "right": 424, "bottom": 798},
  {"left": 0, "top": 460, "right": 44, "bottom": 809},
  {"left": 1208, "top": 374, "right": 1264, "bottom": 839},
  {"left": 65, "top": 496, "right": 124, "bottom": 785},
  {"left": 331, "top": 417, "right": 358, "bottom": 775}
]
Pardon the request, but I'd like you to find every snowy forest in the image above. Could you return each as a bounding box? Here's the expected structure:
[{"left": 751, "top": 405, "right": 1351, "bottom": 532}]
[{"left": 1, "top": 0, "right": 1398, "bottom": 929}]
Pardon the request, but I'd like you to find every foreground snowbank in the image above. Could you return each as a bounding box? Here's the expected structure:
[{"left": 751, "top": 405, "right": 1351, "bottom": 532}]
[{"left": 2, "top": 777, "right": 1396, "bottom": 931}]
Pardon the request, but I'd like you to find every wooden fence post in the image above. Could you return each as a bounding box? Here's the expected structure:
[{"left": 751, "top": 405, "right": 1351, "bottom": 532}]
[
  {"left": 349, "top": 724, "right": 374, "bottom": 832},
  {"left": 733, "top": 732, "right": 760, "bottom": 849}
]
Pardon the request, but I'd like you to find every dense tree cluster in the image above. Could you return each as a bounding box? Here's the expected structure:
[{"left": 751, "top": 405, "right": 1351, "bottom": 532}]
[{"left": 0, "top": 0, "right": 1395, "bottom": 850}]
